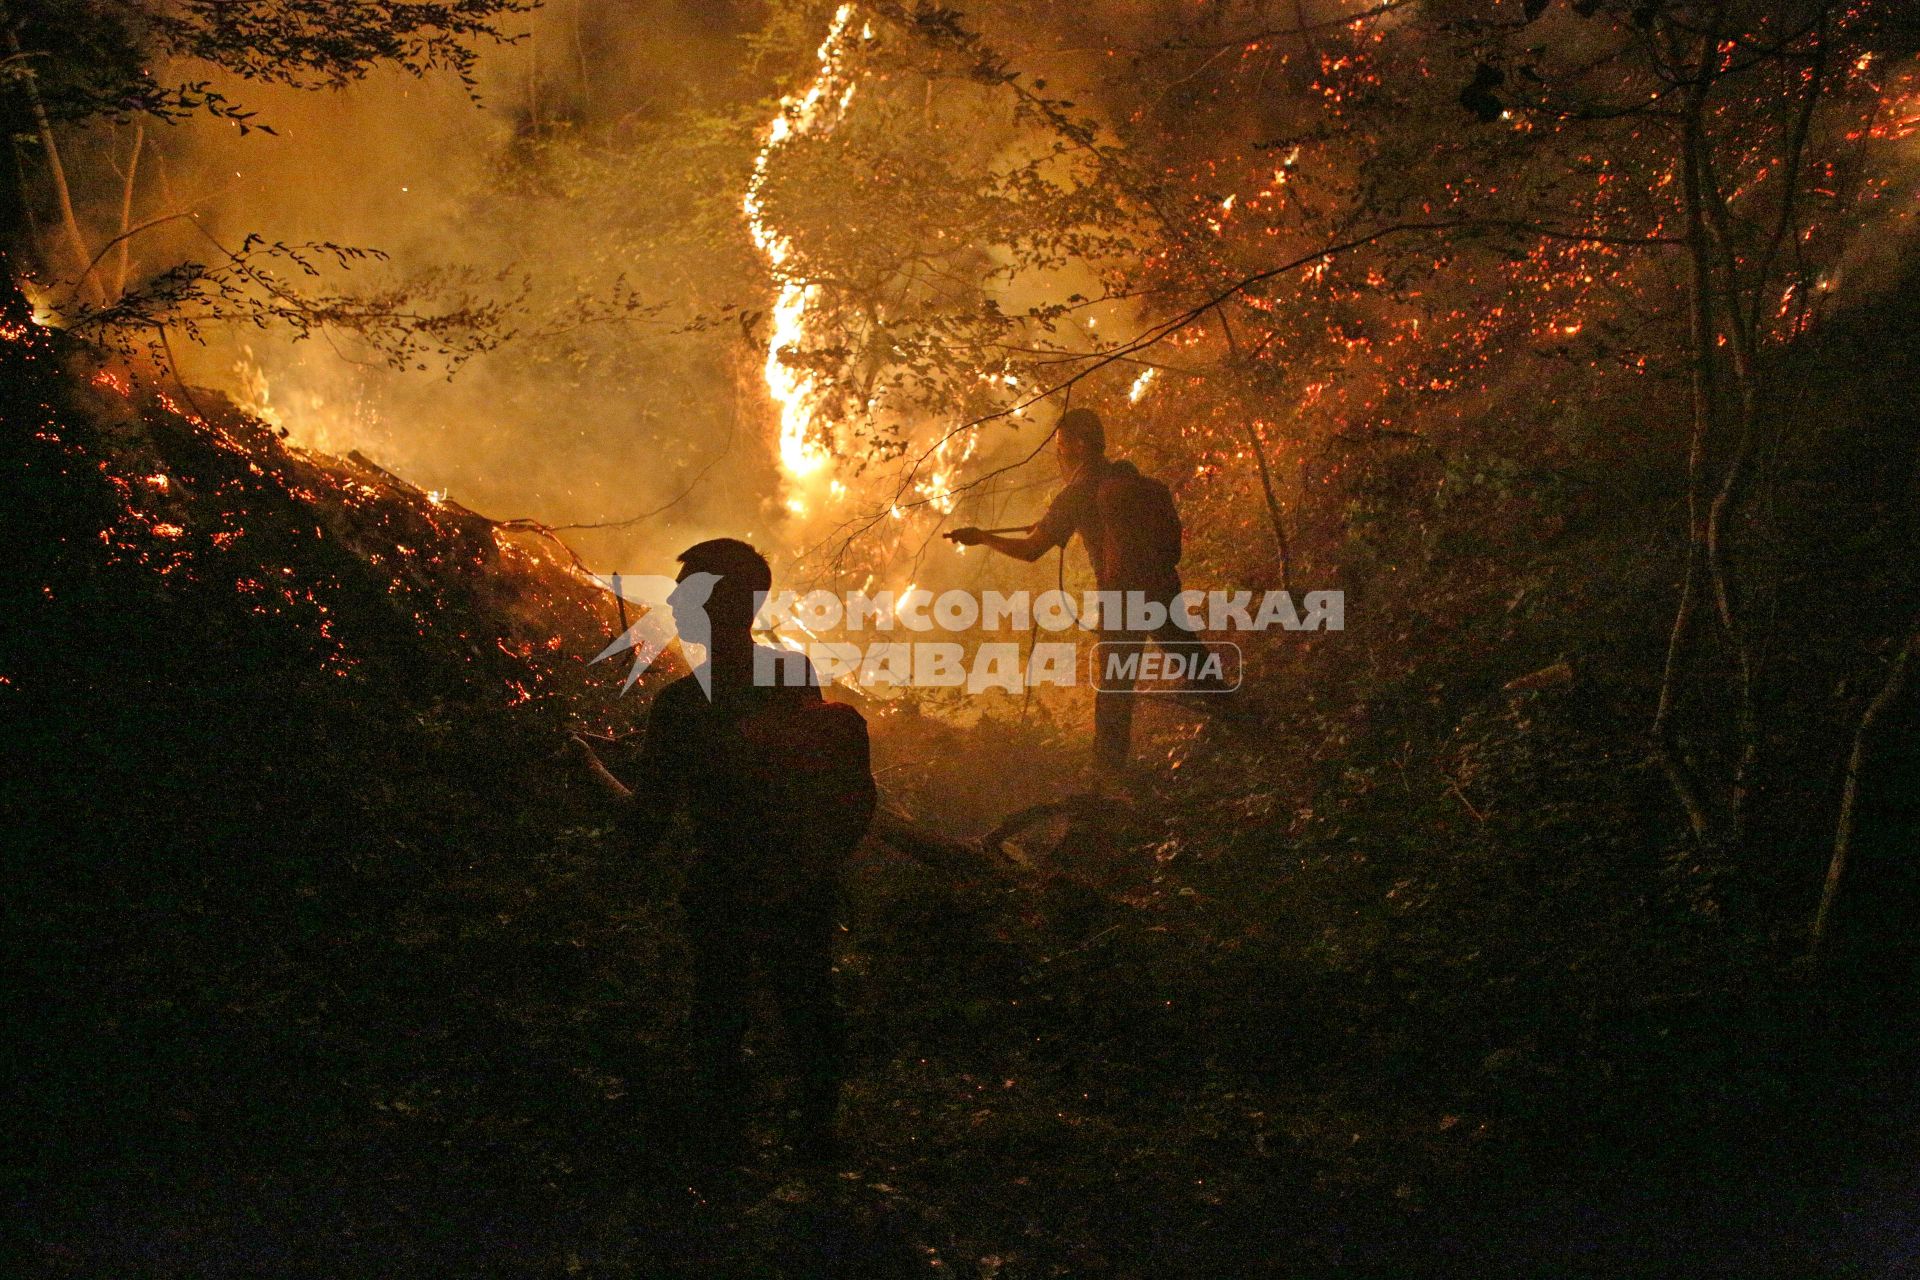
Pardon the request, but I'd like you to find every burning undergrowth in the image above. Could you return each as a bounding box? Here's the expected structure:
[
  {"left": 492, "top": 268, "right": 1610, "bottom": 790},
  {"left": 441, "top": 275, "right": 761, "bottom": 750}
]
[
  {"left": 5, "top": 318, "right": 693, "bottom": 1246},
  {"left": 46, "top": 355, "right": 652, "bottom": 721}
]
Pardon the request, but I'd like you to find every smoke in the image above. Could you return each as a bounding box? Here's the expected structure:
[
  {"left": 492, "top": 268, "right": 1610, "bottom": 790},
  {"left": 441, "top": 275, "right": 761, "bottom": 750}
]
[
  {"left": 83, "top": 2, "right": 1276, "bottom": 593},
  {"left": 74, "top": 0, "right": 1919, "bottom": 601},
  {"left": 93, "top": 1, "right": 1206, "bottom": 600},
  {"left": 138, "top": 1, "right": 773, "bottom": 575}
]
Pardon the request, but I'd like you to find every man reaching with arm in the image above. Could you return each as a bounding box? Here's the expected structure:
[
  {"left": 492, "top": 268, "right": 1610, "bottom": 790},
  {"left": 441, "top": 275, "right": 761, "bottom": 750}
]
[{"left": 948, "top": 406, "right": 1206, "bottom": 773}]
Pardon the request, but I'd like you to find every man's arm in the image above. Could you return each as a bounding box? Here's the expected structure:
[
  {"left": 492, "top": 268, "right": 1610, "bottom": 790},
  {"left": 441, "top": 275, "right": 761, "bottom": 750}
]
[
  {"left": 949, "top": 526, "right": 1054, "bottom": 562},
  {"left": 568, "top": 685, "right": 688, "bottom": 852},
  {"left": 948, "top": 485, "right": 1078, "bottom": 562}
]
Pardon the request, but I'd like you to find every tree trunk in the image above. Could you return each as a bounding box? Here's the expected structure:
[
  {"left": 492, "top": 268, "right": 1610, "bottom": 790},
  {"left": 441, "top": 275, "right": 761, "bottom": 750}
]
[
  {"left": 1243, "top": 418, "right": 1294, "bottom": 598},
  {"left": 4, "top": 19, "right": 103, "bottom": 309},
  {"left": 1216, "top": 308, "right": 1294, "bottom": 594},
  {"left": 869, "top": 807, "right": 1024, "bottom": 880},
  {"left": 1651, "top": 54, "right": 1723, "bottom": 842},
  {"left": 113, "top": 124, "right": 143, "bottom": 301},
  {"left": 1809, "top": 626, "right": 1919, "bottom": 959},
  {"left": 1696, "top": 132, "right": 1766, "bottom": 843}
]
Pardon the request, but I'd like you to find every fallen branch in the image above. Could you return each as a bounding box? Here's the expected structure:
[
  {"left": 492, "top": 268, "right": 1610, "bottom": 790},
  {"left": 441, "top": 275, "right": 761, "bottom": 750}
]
[
  {"left": 869, "top": 806, "right": 1023, "bottom": 880},
  {"left": 980, "top": 793, "right": 1129, "bottom": 860},
  {"left": 1448, "top": 778, "right": 1488, "bottom": 825}
]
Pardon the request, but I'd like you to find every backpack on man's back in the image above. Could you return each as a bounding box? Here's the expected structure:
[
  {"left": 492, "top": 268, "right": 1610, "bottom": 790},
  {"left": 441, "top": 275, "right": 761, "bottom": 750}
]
[
  {"left": 735, "top": 695, "right": 876, "bottom": 898},
  {"left": 1094, "top": 460, "right": 1183, "bottom": 593}
]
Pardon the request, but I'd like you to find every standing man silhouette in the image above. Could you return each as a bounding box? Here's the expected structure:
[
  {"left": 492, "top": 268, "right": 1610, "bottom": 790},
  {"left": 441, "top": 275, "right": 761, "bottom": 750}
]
[
  {"left": 573, "top": 538, "right": 875, "bottom": 1168},
  {"left": 948, "top": 407, "right": 1201, "bottom": 770}
]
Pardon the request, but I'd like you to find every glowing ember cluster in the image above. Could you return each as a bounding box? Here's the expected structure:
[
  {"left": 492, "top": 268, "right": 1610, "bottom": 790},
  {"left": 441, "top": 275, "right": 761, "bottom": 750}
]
[
  {"left": 62, "top": 354, "right": 652, "bottom": 716},
  {"left": 1073, "top": 0, "right": 1917, "bottom": 574}
]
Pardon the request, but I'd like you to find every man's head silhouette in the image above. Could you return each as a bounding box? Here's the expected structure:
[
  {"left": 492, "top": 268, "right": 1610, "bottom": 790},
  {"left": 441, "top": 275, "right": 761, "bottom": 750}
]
[
  {"left": 672, "top": 538, "right": 771, "bottom": 647},
  {"left": 1055, "top": 406, "right": 1106, "bottom": 479}
]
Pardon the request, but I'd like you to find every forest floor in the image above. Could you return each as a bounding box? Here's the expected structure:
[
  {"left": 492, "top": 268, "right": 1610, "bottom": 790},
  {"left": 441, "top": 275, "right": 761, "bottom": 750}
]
[
  {"left": 8, "top": 328, "right": 1920, "bottom": 1278},
  {"left": 16, "top": 721, "right": 1920, "bottom": 1279}
]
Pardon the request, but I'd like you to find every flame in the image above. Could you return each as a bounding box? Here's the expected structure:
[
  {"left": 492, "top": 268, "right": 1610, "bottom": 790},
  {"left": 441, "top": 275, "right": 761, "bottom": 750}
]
[
  {"left": 744, "top": 3, "right": 866, "bottom": 496},
  {"left": 741, "top": 8, "right": 1013, "bottom": 538},
  {"left": 914, "top": 414, "right": 982, "bottom": 516},
  {"left": 1128, "top": 367, "right": 1158, "bottom": 403},
  {"left": 230, "top": 345, "right": 369, "bottom": 456},
  {"left": 20, "top": 280, "right": 56, "bottom": 327},
  {"left": 919, "top": 447, "right": 964, "bottom": 514},
  {"left": 233, "top": 347, "right": 291, "bottom": 436}
]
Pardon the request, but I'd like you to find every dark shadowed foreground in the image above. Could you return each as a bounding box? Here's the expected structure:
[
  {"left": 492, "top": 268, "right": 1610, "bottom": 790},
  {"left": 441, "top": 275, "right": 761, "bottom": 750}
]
[{"left": 6, "top": 313, "right": 1919, "bottom": 1277}]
